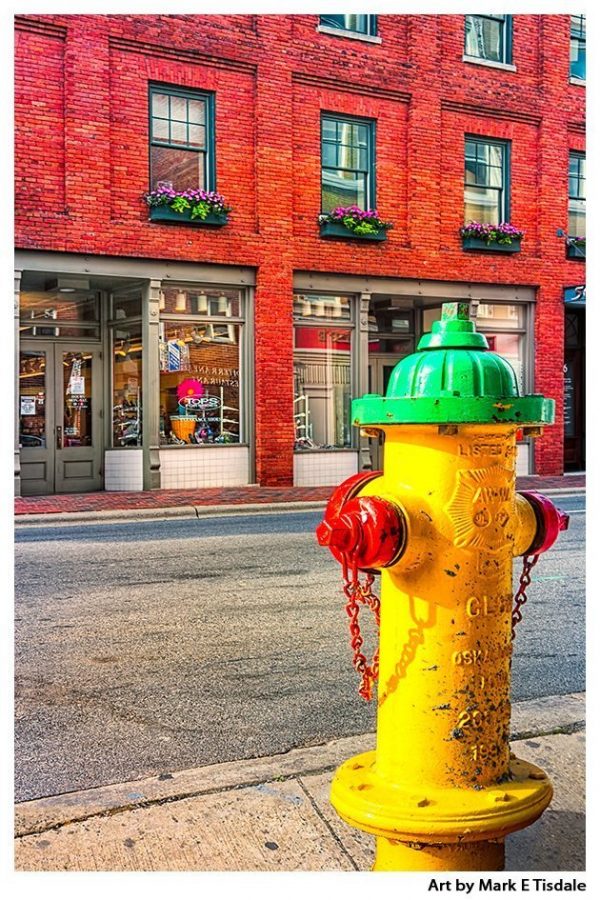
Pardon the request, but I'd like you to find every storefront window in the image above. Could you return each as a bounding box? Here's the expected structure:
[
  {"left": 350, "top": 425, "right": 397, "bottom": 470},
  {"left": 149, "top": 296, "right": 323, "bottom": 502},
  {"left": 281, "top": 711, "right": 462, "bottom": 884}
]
[
  {"left": 160, "top": 287, "right": 242, "bottom": 445},
  {"left": 112, "top": 324, "right": 142, "bottom": 447},
  {"left": 293, "top": 294, "right": 353, "bottom": 450}
]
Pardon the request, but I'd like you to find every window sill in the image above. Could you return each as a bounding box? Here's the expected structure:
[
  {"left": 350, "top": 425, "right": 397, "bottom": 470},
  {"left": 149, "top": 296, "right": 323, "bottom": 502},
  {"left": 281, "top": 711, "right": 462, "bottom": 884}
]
[
  {"left": 149, "top": 206, "right": 228, "bottom": 227},
  {"left": 316, "top": 25, "right": 381, "bottom": 44},
  {"left": 462, "top": 55, "right": 517, "bottom": 73},
  {"left": 569, "top": 76, "right": 586, "bottom": 87}
]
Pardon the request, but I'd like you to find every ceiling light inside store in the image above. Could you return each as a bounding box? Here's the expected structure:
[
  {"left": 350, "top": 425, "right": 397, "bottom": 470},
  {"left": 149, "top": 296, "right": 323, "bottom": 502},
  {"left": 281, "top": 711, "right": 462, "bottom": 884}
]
[
  {"left": 196, "top": 294, "right": 209, "bottom": 314},
  {"left": 217, "top": 294, "right": 228, "bottom": 314},
  {"left": 314, "top": 299, "right": 325, "bottom": 317},
  {"left": 175, "top": 291, "right": 187, "bottom": 312},
  {"left": 159, "top": 291, "right": 166, "bottom": 311},
  {"left": 45, "top": 277, "right": 90, "bottom": 293},
  {"left": 331, "top": 298, "right": 342, "bottom": 318}
]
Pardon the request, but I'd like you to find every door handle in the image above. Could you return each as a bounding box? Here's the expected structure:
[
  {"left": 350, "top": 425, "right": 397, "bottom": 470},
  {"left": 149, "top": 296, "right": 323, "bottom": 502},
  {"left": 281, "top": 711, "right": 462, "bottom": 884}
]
[{"left": 56, "top": 425, "right": 63, "bottom": 449}]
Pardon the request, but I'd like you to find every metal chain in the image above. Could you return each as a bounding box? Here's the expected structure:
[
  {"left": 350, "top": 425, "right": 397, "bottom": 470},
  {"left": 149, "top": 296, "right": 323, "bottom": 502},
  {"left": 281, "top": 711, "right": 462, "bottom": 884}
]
[
  {"left": 340, "top": 553, "right": 380, "bottom": 702},
  {"left": 339, "top": 550, "right": 540, "bottom": 698},
  {"left": 512, "top": 554, "right": 540, "bottom": 639}
]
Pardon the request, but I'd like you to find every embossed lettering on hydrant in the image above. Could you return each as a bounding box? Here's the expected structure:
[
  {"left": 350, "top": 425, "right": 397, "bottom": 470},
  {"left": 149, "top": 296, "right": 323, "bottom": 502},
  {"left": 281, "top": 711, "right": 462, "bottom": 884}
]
[{"left": 446, "top": 465, "right": 515, "bottom": 552}]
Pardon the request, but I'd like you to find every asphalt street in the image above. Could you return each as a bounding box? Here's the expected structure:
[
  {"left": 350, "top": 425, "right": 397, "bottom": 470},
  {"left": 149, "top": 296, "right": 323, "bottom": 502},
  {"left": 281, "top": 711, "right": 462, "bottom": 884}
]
[{"left": 14, "top": 494, "right": 585, "bottom": 802}]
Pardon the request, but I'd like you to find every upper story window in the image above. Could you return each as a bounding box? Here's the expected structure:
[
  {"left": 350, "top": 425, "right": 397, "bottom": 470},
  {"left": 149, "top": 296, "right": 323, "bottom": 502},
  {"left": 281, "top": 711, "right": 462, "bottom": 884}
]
[
  {"left": 568, "top": 152, "right": 586, "bottom": 238},
  {"left": 570, "top": 15, "right": 586, "bottom": 81},
  {"left": 321, "top": 114, "right": 375, "bottom": 212},
  {"left": 464, "top": 15, "right": 512, "bottom": 65},
  {"left": 464, "top": 138, "right": 509, "bottom": 224},
  {"left": 319, "top": 15, "right": 377, "bottom": 37},
  {"left": 149, "top": 85, "right": 215, "bottom": 192}
]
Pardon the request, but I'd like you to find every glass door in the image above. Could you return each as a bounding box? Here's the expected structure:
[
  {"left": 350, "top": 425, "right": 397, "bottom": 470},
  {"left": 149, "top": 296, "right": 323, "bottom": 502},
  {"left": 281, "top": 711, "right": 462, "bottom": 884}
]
[
  {"left": 55, "top": 347, "right": 103, "bottom": 493},
  {"left": 19, "top": 344, "right": 53, "bottom": 495},
  {"left": 19, "top": 343, "right": 103, "bottom": 495}
]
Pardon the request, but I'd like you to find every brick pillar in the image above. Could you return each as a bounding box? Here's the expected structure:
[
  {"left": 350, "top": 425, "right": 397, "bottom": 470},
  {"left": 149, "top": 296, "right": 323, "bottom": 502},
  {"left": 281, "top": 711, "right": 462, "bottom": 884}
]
[{"left": 254, "top": 17, "right": 294, "bottom": 486}]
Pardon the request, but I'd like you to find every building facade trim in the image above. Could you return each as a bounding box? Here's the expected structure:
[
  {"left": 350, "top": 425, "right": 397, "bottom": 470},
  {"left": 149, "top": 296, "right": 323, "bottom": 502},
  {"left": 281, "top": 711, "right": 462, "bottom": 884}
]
[
  {"left": 292, "top": 71, "right": 411, "bottom": 104},
  {"left": 109, "top": 36, "right": 257, "bottom": 76},
  {"left": 441, "top": 98, "right": 542, "bottom": 127}
]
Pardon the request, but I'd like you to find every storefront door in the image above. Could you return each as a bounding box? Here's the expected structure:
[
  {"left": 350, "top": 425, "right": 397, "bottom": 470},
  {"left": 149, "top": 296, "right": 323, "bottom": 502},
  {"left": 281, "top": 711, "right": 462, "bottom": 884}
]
[{"left": 19, "top": 343, "right": 103, "bottom": 495}]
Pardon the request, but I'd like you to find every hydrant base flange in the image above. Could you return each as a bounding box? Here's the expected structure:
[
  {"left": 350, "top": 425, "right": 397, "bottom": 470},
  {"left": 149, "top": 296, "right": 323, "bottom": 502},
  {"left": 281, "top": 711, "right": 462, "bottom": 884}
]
[{"left": 331, "top": 751, "right": 553, "bottom": 844}]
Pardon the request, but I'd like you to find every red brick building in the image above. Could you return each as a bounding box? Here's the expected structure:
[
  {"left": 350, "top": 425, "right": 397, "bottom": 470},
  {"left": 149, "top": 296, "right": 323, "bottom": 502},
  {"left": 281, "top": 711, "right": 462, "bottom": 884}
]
[{"left": 14, "top": 13, "right": 586, "bottom": 495}]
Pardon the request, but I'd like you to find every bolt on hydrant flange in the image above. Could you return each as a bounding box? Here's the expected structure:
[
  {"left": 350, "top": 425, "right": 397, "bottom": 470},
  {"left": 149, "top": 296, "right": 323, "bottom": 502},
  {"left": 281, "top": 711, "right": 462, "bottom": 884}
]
[{"left": 317, "top": 302, "right": 569, "bottom": 871}]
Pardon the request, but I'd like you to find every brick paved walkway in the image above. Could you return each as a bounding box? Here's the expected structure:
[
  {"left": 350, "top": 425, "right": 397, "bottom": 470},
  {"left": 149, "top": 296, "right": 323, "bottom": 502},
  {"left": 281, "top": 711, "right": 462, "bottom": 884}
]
[{"left": 14, "top": 474, "right": 584, "bottom": 516}]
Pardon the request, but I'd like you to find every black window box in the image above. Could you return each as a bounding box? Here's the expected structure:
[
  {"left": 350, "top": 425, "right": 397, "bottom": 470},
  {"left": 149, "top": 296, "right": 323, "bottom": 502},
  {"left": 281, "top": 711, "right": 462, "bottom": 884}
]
[
  {"left": 149, "top": 206, "right": 228, "bottom": 227},
  {"left": 320, "top": 221, "right": 387, "bottom": 242}
]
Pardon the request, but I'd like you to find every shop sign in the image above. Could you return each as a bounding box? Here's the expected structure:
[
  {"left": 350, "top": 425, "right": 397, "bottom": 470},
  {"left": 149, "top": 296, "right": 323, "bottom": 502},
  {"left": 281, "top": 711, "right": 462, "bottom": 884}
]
[{"left": 564, "top": 285, "right": 586, "bottom": 306}]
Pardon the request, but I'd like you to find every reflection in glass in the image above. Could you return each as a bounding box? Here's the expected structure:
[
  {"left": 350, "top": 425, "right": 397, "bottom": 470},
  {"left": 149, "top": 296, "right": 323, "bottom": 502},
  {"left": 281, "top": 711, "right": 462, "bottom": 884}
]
[
  {"left": 159, "top": 320, "right": 240, "bottom": 445},
  {"left": 112, "top": 325, "right": 142, "bottom": 447},
  {"left": 19, "top": 350, "right": 46, "bottom": 448},
  {"left": 293, "top": 326, "right": 351, "bottom": 450}
]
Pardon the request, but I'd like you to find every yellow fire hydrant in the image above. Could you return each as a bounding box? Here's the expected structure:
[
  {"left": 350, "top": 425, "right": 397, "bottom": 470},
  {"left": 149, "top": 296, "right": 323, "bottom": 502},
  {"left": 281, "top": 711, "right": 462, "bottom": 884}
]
[{"left": 317, "top": 302, "right": 568, "bottom": 871}]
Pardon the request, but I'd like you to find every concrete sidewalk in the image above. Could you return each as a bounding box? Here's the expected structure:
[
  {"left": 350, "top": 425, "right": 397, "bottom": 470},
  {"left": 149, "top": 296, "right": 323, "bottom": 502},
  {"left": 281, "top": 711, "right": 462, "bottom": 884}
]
[
  {"left": 14, "top": 473, "right": 585, "bottom": 525},
  {"left": 14, "top": 692, "right": 585, "bottom": 872}
]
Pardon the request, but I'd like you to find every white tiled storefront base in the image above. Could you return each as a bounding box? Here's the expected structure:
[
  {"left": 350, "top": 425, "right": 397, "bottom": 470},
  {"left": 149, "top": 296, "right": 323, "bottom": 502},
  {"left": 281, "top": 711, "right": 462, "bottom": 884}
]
[
  {"left": 159, "top": 446, "right": 249, "bottom": 489},
  {"left": 104, "top": 449, "right": 143, "bottom": 492},
  {"left": 516, "top": 442, "right": 531, "bottom": 476},
  {"left": 294, "top": 451, "right": 359, "bottom": 487}
]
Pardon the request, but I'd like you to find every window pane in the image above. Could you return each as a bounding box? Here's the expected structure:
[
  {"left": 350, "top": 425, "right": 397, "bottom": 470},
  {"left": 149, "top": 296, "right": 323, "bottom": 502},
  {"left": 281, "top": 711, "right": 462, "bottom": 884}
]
[
  {"left": 63, "top": 351, "right": 93, "bottom": 447},
  {"left": 171, "top": 96, "right": 187, "bottom": 122},
  {"left": 150, "top": 146, "right": 204, "bottom": 191},
  {"left": 568, "top": 200, "right": 586, "bottom": 238},
  {"left": 322, "top": 169, "right": 366, "bottom": 210},
  {"left": 112, "top": 288, "right": 142, "bottom": 320},
  {"left": 161, "top": 287, "right": 241, "bottom": 317},
  {"left": 484, "top": 332, "right": 523, "bottom": 391},
  {"left": 188, "top": 124, "right": 205, "bottom": 148},
  {"left": 152, "top": 93, "right": 169, "bottom": 118},
  {"left": 19, "top": 350, "right": 47, "bottom": 448},
  {"left": 465, "top": 15, "right": 503, "bottom": 62},
  {"left": 170, "top": 120, "right": 187, "bottom": 145},
  {"left": 20, "top": 290, "right": 98, "bottom": 322},
  {"left": 159, "top": 320, "right": 240, "bottom": 445},
  {"left": 322, "top": 142, "right": 337, "bottom": 167},
  {"left": 112, "top": 324, "right": 142, "bottom": 447},
  {"left": 152, "top": 117, "right": 169, "bottom": 142},
  {"left": 465, "top": 186, "right": 501, "bottom": 223},
  {"left": 188, "top": 99, "right": 205, "bottom": 125},
  {"left": 293, "top": 293, "right": 352, "bottom": 321},
  {"left": 477, "top": 304, "right": 523, "bottom": 328},
  {"left": 294, "top": 325, "right": 351, "bottom": 449},
  {"left": 322, "top": 118, "right": 337, "bottom": 141}
]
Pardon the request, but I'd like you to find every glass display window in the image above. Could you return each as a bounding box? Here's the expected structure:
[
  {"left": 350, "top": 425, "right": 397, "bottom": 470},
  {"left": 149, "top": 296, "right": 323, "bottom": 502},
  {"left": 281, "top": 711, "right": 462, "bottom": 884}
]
[
  {"left": 293, "top": 325, "right": 352, "bottom": 450},
  {"left": 159, "top": 286, "right": 244, "bottom": 446},
  {"left": 112, "top": 324, "right": 143, "bottom": 447}
]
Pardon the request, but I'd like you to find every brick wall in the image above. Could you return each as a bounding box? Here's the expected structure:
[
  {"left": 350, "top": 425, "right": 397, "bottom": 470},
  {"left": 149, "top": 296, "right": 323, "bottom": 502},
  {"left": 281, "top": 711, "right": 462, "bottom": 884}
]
[{"left": 15, "top": 13, "right": 586, "bottom": 482}]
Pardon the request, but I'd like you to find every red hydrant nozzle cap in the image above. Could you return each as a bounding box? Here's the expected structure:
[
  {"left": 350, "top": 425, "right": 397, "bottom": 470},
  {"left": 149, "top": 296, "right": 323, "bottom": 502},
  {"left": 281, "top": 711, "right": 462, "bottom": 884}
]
[{"left": 316, "top": 515, "right": 358, "bottom": 552}]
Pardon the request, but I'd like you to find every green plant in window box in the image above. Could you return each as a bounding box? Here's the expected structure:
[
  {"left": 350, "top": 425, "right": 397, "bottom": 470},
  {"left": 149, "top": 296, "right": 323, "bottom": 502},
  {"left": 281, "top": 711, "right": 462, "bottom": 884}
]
[
  {"left": 319, "top": 206, "right": 392, "bottom": 241},
  {"left": 144, "top": 186, "right": 232, "bottom": 226},
  {"left": 460, "top": 221, "right": 524, "bottom": 252}
]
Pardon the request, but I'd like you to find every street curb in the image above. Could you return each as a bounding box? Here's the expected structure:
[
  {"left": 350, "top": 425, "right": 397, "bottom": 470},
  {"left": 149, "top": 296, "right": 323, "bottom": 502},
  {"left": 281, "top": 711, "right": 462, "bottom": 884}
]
[
  {"left": 12, "top": 488, "right": 585, "bottom": 527},
  {"left": 14, "top": 500, "right": 328, "bottom": 527},
  {"left": 14, "top": 691, "right": 584, "bottom": 837}
]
